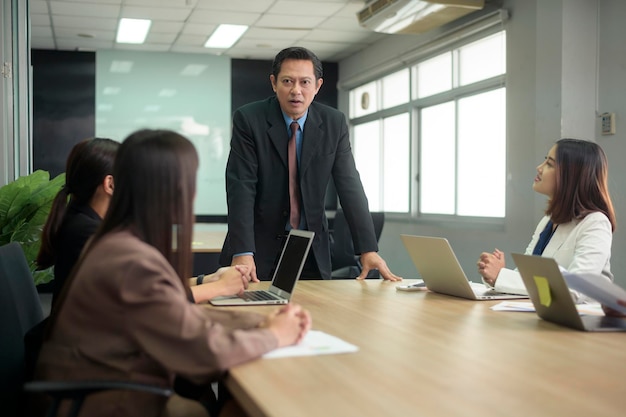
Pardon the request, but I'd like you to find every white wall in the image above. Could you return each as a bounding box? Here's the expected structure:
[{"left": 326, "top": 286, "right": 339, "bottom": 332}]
[
  {"left": 339, "top": 0, "right": 626, "bottom": 288},
  {"left": 598, "top": 0, "right": 626, "bottom": 287}
]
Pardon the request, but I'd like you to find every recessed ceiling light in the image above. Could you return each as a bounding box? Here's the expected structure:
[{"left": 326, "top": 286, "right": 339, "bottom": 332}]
[
  {"left": 116, "top": 18, "right": 151, "bottom": 44},
  {"left": 77, "top": 33, "right": 94, "bottom": 38},
  {"left": 204, "top": 24, "right": 248, "bottom": 49}
]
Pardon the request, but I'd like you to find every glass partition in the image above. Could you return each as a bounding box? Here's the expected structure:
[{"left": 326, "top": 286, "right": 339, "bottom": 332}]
[{"left": 96, "top": 50, "right": 231, "bottom": 215}]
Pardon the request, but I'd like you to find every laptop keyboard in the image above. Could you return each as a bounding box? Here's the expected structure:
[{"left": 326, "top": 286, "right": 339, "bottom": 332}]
[{"left": 240, "top": 291, "right": 281, "bottom": 301}]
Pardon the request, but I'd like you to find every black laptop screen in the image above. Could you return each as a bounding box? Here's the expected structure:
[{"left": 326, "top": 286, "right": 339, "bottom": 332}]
[{"left": 272, "top": 234, "right": 311, "bottom": 292}]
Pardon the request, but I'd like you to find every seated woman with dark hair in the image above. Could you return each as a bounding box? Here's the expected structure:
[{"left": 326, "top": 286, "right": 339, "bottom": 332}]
[
  {"left": 37, "top": 137, "right": 120, "bottom": 305},
  {"left": 477, "top": 138, "right": 616, "bottom": 301},
  {"left": 37, "top": 137, "right": 252, "bottom": 306},
  {"left": 35, "top": 129, "right": 311, "bottom": 417}
]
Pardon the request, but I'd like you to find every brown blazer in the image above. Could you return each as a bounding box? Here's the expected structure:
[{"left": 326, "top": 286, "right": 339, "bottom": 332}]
[{"left": 36, "top": 229, "right": 277, "bottom": 417}]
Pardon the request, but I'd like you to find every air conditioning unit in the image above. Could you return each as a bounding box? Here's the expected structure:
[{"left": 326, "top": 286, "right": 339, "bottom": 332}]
[{"left": 357, "top": 0, "right": 485, "bottom": 34}]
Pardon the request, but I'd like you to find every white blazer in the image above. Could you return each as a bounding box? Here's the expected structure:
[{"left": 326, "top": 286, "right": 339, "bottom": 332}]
[{"left": 494, "top": 212, "right": 613, "bottom": 299}]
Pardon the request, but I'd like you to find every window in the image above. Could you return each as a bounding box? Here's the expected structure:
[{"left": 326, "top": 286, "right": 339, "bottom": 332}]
[
  {"left": 353, "top": 114, "right": 410, "bottom": 213},
  {"left": 350, "top": 30, "right": 506, "bottom": 219},
  {"left": 381, "top": 69, "right": 410, "bottom": 109},
  {"left": 413, "top": 52, "right": 451, "bottom": 99}
]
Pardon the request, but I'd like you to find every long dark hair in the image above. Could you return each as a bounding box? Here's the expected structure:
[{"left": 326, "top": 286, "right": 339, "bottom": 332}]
[
  {"left": 89, "top": 129, "right": 198, "bottom": 284},
  {"left": 47, "top": 129, "right": 199, "bottom": 337},
  {"left": 547, "top": 138, "right": 616, "bottom": 231},
  {"left": 36, "top": 138, "right": 119, "bottom": 269}
]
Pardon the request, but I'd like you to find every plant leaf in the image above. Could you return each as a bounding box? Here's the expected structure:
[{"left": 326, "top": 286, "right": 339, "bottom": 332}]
[{"left": 0, "top": 170, "right": 66, "bottom": 287}]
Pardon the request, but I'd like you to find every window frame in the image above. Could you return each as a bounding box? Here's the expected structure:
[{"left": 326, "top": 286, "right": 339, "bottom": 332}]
[{"left": 348, "top": 26, "right": 506, "bottom": 226}]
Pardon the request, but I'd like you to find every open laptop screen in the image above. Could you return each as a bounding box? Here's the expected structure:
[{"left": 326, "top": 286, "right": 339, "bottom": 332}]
[{"left": 272, "top": 232, "right": 313, "bottom": 292}]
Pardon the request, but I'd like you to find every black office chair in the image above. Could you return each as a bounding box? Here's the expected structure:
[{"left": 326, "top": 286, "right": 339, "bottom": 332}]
[
  {"left": 0, "top": 242, "right": 171, "bottom": 417},
  {"left": 330, "top": 209, "right": 385, "bottom": 279}
]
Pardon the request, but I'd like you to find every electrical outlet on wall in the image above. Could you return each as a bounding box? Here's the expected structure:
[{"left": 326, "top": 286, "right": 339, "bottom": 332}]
[{"left": 601, "top": 112, "right": 616, "bottom": 135}]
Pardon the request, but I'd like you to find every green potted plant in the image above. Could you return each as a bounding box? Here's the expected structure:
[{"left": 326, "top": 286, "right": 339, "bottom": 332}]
[{"left": 0, "top": 170, "right": 65, "bottom": 285}]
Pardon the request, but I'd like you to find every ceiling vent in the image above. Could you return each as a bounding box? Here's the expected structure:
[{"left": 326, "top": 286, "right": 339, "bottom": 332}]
[{"left": 357, "top": 0, "right": 485, "bottom": 34}]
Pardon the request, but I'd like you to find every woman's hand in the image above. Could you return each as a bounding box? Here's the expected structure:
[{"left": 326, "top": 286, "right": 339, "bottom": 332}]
[
  {"left": 191, "top": 266, "right": 251, "bottom": 302},
  {"left": 477, "top": 248, "right": 505, "bottom": 286},
  {"left": 261, "top": 303, "right": 312, "bottom": 347},
  {"left": 212, "top": 266, "right": 250, "bottom": 296}
]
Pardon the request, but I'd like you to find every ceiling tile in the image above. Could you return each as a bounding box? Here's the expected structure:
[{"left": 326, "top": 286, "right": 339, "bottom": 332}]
[
  {"left": 318, "top": 15, "right": 371, "bottom": 31},
  {"left": 245, "top": 27, "right": 312, "bottom": 40},
  {"left": 31, "top": 14, "right": 52, "bottom": 26},
  {"left": 49, "top": 0, "right": 122, "bottom": 4},
  {"left": 52, "top": 15, "right": 118, "bottom": 31},
  {"left": 150, "top": 21, "right": 185, "bottom": 34},
  {"left": 30, "top": 0, "right": 50, "bottom": 14},
  {"left": 302, "top": 29, "right": 373, "bottom": 43},
  {"left": 188, "top": 10, "right": 260, "bottom": 25},
  {"left": 122, "top": 0, "right": 186, "bottom": 6},
  {"left": 174, "top": 34, "right": 210, "bottom": 47},
  {"left": 31, "top": 26, "right": 54, "bottom": 37},
  {"left": 50, "top": 1, "right": 120, "bottom": 18},
  {"left": 113, "top": 43, "right": 171, "bottom": 52},
  {"left": 146, "top": 32, "right": 179, "bottom": 44},
  {"left": 31, "top": 38, "right": 57, "bottom": 49},
  {"left": 55, "top": 36, "right": 115, "bottom": 50},
  {"left": 195, "top": 0, "right": 275, "bottom": 13},
  {"left": 255, "top": 14, "right": 326, "bottom": 29},
  {"left": 180, "top": 22, "right": 216, "bottom": 36},
  {"left": 53, "top": 27, "right": 115, "bottom": 41},
  {"left": 267, "top": 1, "right": 345, "bottom": 17},
  {"left": 121, "top": 6, "right": 192, "bottom": 21}
]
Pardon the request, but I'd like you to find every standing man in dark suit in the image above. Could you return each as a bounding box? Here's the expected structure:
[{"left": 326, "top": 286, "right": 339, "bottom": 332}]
[{"left": 220, "top": 46, "right": 402, "bottom": 282}]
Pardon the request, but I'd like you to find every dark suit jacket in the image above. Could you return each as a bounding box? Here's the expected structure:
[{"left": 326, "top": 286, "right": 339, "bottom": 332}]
[{"left": 220, "top": 96, "right": 378, "bottom": 280}]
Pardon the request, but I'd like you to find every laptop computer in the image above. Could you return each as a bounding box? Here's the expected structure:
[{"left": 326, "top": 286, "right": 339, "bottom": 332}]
[
  {"left": 400, "top": 235, "right": 527, "bottom": 300},
  {"left": 511, "top": 253, "right": 626, "bottom": 331},
  {"left": 210, "top": 229, "right": 314, "bottom": 306}
]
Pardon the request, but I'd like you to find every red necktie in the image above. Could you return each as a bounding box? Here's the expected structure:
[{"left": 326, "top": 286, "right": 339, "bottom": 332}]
[{"left": 288, "top": 121, "right": 300, "bottom": 229}]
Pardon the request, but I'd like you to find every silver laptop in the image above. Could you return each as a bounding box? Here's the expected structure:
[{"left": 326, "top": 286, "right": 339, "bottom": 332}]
[
  {"left": 512, "top": 253, "right": 626, "bottom": 331},
  {"left": 210, "top": 229, "right": 314, "bottom": 306},
  {"left": 400, "top": 235, "right": 527, "bottom": 300}
]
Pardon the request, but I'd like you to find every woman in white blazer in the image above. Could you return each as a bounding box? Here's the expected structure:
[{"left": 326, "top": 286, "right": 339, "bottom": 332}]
[{"left": 477, "top": 139, "right": 616, "bottom": 300}]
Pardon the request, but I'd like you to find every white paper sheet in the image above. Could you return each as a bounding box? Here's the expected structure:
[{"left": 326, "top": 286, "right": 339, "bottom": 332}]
[
  {"left": 263, "top": 330, "right": 359, "bottom": 359},
  {"left": 490, "top": 301, "right": 536, "bottom": 312},
  {"left": 562, "top": 271, "right": 626, "bottom": 315},
  {"left": 490, "top": 301, "right": 605, "bottom": 316}
]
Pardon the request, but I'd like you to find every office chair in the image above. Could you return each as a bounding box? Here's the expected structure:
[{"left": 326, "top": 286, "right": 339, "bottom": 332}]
[
  {"left": 330, "top": 209, "right": 385, "bottom": 279},
  {"left": 0, "top": 242, "right": 171, "bottom": 417}
]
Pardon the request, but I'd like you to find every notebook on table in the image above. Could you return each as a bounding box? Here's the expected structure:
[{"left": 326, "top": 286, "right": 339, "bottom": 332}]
[
  {"left": 210, "top": 229, "right": 314, "bottom": 306},
  {"left": 400, "top": 235, "right": 528, "bottom": 300},
  {"left": 511, "top": 253, "right": 626, "bottom": 331}
]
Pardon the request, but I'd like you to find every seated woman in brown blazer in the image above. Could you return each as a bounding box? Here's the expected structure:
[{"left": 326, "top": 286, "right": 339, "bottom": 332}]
[{"left": 36, "top": 129, "right": 312, "bottom": 417}]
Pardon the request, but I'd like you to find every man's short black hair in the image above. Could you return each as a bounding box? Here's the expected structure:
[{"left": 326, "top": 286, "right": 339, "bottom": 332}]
[{"left": 272, "top": 47, "right": 323, "bottom": 80}]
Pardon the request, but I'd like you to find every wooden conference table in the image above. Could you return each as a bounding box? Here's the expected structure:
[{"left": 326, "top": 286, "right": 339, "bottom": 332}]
[{"left": 212, "top": 279, "right": 626, "bottom": 417}]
